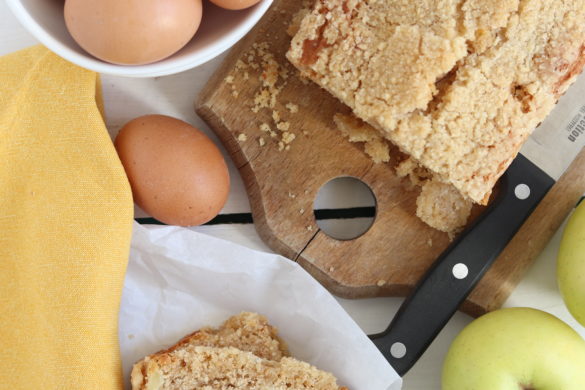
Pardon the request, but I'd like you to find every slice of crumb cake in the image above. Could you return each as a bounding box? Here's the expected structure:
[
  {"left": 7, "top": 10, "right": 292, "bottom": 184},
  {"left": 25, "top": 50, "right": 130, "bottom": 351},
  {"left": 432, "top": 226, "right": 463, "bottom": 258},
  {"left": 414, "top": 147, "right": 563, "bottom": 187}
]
[
  {"left": 131, "top": 313, "right": 346, "bottom": 390},
  {"left": 133, "top": 346, "right": 343, "bottom": 390}
]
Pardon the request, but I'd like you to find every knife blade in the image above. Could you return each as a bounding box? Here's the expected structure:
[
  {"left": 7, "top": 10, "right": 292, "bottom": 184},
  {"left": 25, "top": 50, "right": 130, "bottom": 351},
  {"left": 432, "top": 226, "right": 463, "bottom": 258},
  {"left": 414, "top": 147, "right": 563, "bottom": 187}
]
[
  {"left": 521, "top": 72, "right": 585, "bottom": 181},
  {"left": 370, "top": 72, "right": 585, "bottom": 377}
]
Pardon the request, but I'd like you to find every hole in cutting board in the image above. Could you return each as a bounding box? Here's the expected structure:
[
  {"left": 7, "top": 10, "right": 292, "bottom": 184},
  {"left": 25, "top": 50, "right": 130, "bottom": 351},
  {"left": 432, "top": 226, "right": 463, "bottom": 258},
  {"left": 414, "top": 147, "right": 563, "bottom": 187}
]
[{"left": 314, "top": 177, "right": 376, "bottom": 240}]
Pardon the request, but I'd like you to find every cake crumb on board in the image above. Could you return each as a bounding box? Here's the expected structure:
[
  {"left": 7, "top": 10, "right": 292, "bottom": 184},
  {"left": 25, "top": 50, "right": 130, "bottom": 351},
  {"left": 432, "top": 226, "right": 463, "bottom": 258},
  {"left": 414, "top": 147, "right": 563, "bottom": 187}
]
[
  {"left": 334, "top": 112, "right": 473, "bottom": 234},
  {"left": 226, "top": 40, "right": 307, "bottom": 152},
  {"left": 286, "top": 103, "right": 299, "bottom": 113},
  {"left": 282, "top": 132, "right": 296, "bottom": 144}
]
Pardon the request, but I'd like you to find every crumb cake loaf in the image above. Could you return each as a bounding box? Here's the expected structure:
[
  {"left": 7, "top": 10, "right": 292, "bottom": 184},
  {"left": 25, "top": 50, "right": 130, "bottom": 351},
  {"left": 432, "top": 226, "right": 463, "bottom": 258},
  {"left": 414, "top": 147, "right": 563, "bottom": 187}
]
[
  {"left": 288, "top": 0, "right": 585, "bottom": 204},
  {"left": 131, "top": 313, "right": 345, "bottom": 390}
]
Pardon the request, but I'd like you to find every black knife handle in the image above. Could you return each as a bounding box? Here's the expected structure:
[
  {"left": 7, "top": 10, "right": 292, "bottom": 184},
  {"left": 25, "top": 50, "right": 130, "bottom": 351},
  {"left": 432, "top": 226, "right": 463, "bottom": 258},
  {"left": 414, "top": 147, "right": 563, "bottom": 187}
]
[{"left": 370, "top": 154, "right": 555, "bottom": 376}]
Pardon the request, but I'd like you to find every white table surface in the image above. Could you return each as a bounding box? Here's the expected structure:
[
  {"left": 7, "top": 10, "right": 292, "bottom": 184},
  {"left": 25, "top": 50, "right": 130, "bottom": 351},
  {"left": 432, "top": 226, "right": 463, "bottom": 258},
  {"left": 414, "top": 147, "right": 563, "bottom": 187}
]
[{"left": 2, "top": 4, "right": 584, "bottom": 389}]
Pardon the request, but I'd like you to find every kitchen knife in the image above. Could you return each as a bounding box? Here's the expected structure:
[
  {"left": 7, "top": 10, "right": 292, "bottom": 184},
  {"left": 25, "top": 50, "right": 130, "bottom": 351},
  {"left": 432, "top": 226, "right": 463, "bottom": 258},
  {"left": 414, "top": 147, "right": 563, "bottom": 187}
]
[{"left": 370, "top": 74, "right": 585, "bottom": 376}]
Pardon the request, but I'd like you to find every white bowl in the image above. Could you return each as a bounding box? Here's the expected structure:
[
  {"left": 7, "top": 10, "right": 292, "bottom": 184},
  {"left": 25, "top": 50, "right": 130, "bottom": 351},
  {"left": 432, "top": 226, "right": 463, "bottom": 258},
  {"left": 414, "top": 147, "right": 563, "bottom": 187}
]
[{"left": 6, "top": 0, "right": 272, "bottom": 77}]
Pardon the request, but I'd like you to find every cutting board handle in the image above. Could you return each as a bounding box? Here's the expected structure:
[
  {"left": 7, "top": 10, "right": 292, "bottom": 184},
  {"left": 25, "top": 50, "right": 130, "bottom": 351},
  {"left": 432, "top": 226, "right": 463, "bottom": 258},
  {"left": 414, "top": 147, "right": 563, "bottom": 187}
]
[{"left": 370, "top": 154, "right": 555, "bottom": 375}]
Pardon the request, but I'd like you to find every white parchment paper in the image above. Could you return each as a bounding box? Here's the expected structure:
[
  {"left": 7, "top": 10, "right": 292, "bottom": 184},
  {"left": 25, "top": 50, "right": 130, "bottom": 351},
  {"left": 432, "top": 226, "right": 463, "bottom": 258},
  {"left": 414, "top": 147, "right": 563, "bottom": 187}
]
[{"left": 119, "top": 222, "right": 401, "bottom": 390}]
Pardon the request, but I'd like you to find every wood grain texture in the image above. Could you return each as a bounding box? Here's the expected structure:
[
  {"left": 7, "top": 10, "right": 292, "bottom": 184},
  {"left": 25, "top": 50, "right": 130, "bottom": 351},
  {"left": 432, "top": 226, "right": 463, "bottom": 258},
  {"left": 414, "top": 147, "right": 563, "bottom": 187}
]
[{"left": 196, "top": 0, "right": 585, "bottom": 317}]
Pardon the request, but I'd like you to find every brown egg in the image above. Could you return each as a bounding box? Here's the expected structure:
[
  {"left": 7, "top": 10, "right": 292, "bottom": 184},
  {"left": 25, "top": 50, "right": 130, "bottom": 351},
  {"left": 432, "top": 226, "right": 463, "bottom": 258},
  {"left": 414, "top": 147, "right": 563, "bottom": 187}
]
[
  {"left": 115, "top": 115, "right": 230, "bottom": 226},
  {"left": 64, "top": 0, "right": 203, "bottom": 65},
  {"left": 209, "top": 0, "right": 261, "bottom": 11}
]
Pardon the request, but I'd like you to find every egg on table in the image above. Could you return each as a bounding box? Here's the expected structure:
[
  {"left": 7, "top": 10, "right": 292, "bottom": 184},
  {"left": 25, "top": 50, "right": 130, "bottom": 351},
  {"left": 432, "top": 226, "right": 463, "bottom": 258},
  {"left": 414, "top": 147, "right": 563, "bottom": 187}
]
[
  {"left": 64, "top": 0, "right": 203, "bottom": 65},
  {"left": 115, "top": 115, "right": 230, "bottom": 226}
]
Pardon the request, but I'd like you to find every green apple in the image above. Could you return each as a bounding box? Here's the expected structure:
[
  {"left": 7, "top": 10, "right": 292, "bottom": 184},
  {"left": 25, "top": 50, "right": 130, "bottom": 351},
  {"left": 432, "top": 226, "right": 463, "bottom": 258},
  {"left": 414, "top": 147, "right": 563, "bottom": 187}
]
[
  {"left": 558, "top": 200, "right": 585, "bottom": 327},
  {"left": 442, "top": 307, "right": 585, "bottom": 390}
]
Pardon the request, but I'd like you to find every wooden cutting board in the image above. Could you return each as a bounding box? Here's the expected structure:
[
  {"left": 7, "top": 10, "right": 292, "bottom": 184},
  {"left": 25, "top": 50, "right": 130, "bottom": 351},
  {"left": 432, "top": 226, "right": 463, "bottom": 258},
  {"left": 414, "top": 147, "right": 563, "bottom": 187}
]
[{"left": 196, "top": 0, "right": 585, "bottom": 317}]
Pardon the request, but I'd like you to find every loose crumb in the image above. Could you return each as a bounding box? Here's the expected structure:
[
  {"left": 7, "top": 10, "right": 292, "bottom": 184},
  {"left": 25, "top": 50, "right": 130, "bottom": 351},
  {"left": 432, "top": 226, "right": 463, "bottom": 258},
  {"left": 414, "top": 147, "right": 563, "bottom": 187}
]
[
  {"left": 282, "top": 132, "right": 296, "bottom": 144},
  {"left": 299, "top": 208, "right": 305, "bottom": 214},
  {"left": 234, "top": 41, "right": 307, "bottom": 152},
  {"left": 249, "top": 42, "right": 284, "bottom": 114},
  {"left": 286, "top": 103, "right": 299, "bottom": 113},
  {"left": 252, "top": 89, "right": 272, "bottom": 113},
  {"left": 376, "top": 280, "right": 386, "bottom": 287},
  {"left": 276, "top": 121, "right": 290, "bottom": 132},
  {"left": 234, "top": 59, "right": 247, "bottom": 70},
  {"left": 237, "top": 133, "right": 247, "bottom": 142},
  {"left": 306, "top": 225, "right": 313, "bottom": 232},
  {"left": 228, "top": 40, "right": 309, "bottom": 153}
]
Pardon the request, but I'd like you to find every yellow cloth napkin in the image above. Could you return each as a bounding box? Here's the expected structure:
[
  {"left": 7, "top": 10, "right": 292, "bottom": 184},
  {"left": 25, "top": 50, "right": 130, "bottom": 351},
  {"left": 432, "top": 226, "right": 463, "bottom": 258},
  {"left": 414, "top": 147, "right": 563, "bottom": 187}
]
[{"left": 0, "top": 46, "right": 133, "bottom": 389}]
